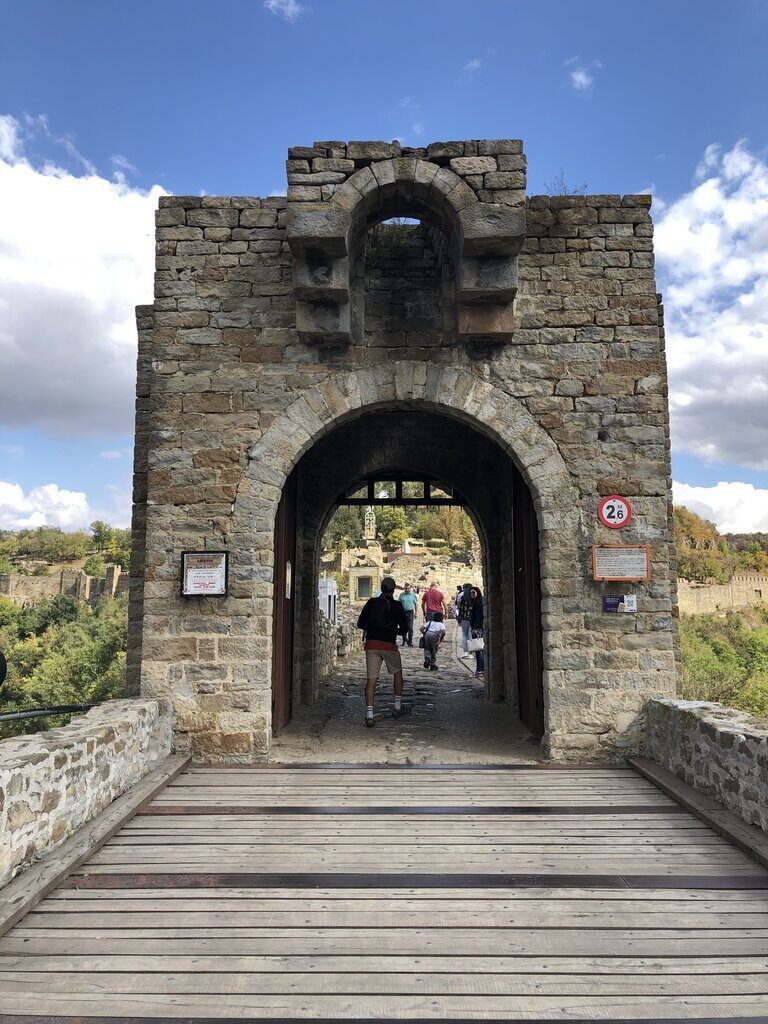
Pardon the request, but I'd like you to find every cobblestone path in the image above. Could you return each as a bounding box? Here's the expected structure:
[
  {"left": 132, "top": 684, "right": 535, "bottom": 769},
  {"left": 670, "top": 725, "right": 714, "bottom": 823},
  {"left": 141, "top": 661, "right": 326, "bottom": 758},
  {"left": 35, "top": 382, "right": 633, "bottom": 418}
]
[{"left": 270, "top": 621, "right": 541, "bottom": 764}]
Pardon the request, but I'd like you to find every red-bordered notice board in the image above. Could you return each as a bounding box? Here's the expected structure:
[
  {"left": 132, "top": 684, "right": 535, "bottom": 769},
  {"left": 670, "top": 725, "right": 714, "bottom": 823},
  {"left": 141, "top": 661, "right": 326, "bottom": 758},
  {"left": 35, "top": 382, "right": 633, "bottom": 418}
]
[{"left": 592, "top": 544, "right": 651, "bottom": 581}]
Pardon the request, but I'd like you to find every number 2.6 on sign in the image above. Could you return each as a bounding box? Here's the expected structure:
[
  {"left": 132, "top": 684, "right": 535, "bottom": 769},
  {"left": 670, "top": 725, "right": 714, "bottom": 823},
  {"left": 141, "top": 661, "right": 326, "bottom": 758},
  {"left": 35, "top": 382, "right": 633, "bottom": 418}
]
[{"left": 597, "top": 495, "right": 633, "bottom": 530}]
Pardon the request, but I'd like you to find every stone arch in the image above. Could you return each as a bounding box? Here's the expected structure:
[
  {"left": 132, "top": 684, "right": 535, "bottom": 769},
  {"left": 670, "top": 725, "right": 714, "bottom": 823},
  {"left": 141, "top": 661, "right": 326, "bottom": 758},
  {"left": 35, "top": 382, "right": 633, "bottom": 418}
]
[
  {"left": 287, "top": 159, "right": 526, "bottom": 345},
  {"left": 232, "top": 362, "right": 584, "bottom": 753}
]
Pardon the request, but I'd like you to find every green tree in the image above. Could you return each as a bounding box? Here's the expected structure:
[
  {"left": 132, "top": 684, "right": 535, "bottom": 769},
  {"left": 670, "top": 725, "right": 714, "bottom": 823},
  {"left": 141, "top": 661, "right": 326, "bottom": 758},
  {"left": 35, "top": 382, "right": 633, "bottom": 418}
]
[
  {"left": 83, "top": 554, "right": 106, "bottom": 578},
  {"left": 388, "top": 527, "right": 409, "bottom": 549},
  {"left": 0, "top": 595, "right": 128, "bottom": 739},
  {"left": 90, "top": 521, "right": 113, "bottom": 549},
  {"left": 412, "top": 511, "right": 439, "bottom": 541},
  {"left": 375, "top": 507, "right": 408, "bottom": 546},
  {"left": 323, "top": 507, "right": 362, "bottom": 551},
  {"left": 105, "top": 528, "right": 131, "bottom": 569}
]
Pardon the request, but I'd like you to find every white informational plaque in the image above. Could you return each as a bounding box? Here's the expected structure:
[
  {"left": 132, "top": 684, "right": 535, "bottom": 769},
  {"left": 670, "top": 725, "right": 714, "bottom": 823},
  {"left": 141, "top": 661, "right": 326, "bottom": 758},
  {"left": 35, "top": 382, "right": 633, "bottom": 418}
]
[
  {"left": 181, "top": 551, "right": 229, "bottom": 596},
  {"left": 592, "top": 545, "right": 651, "bottom": 582}
]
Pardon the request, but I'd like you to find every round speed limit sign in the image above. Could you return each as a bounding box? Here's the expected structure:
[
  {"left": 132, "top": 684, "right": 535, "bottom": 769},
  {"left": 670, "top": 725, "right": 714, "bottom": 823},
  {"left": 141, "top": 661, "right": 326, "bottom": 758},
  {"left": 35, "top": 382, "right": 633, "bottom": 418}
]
[{"left": 598, "top": 495, "right": 633, "bottom": 529}]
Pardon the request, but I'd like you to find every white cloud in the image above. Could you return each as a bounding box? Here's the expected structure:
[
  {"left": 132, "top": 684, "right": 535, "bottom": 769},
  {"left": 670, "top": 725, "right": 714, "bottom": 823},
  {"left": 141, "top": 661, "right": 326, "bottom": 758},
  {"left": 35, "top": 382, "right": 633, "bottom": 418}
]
[
  {"left": 565, "top": 56, "right": 601, "bottom": 93},
  {"left": 0, "top": 113, "right": 164, "bottom": 437},
  {"left": 0, "top": 480, "right": 91, "bottom": 530},
  {"left": 99, "top": 450, "right": 125, "bottom": 460},
  {"left": 673, "top": 481, "right": 768, "bottom": 534},
  {"left": 655, "top": 140, "right": 768, "bottom": 470},
  {"left": 463, "top": 58, "right": 482, "bottom": 76},
  {"left": 111, "top": 153, "right": 139, "bottom": 177},
  {"left": 264, "top": 0, "right": 305, "bottom": 21},
  {"left": 0, "top": 114, "right": 22, "bottom": 161}
]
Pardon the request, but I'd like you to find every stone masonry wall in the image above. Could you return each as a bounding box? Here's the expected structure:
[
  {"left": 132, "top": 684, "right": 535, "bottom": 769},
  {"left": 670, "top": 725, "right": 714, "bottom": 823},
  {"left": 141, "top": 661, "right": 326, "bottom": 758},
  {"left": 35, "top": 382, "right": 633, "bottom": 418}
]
[
  {"left": 0, "top": 698, "right": 173, "bottom": 888},
  {"left": 0, "top": 565, "right": 128, "bottom": 608},
  {"left": 677, "top": 575, "right": 768, "bottom": 616},
  {"left": 315, "top": 607, "right": 362, "bottom": 684},
  {"left": 645, "top": 698, "right": 768, "bottom": 833},
  {"left": 131, "top": 137, "right": 678, "bottom": 761}
]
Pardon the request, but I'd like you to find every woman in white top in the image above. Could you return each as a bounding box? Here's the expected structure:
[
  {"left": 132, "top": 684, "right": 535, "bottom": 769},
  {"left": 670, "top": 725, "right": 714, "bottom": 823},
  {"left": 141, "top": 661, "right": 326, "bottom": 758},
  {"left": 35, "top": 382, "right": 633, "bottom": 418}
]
[{"left": 421, "top": 612, "right": 446, "bottom": 671}]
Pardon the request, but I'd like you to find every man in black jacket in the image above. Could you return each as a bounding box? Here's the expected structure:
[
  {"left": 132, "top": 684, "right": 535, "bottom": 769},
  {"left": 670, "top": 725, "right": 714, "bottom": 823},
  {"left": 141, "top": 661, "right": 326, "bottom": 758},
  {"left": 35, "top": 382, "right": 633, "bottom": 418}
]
[{"left": 357, "top": 576, "right": 408, "bottom": 728}]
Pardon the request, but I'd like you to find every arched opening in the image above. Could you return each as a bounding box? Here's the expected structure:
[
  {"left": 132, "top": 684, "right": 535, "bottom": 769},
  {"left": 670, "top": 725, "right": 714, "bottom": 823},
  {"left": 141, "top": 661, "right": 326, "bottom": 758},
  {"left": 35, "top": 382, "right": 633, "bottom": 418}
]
[{"left": 270, "top": 404, "right": 544, "bottom": 754}]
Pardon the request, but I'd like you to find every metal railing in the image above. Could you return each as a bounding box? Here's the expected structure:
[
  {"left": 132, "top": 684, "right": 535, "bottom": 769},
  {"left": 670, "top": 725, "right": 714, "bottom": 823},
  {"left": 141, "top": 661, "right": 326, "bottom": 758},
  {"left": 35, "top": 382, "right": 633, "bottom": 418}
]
[{"left": 0, "top": 703, "right": 96, "bottom": 724}]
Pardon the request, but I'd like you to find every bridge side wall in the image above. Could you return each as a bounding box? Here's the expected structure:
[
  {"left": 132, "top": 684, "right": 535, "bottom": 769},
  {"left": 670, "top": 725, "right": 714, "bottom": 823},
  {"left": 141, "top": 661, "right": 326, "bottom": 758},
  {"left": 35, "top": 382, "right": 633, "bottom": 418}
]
[
  {"left": 0, "top": 699, "right": 172, "bottom": 888},
  {"left": 645, "top": 698, "right": 768, "bottom": 833}
]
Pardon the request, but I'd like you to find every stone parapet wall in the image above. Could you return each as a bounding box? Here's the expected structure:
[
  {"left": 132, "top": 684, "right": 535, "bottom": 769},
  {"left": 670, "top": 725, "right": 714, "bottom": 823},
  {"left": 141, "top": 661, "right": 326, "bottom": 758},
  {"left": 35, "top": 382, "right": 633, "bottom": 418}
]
[
  {"left": 316, "top": 607, "right": 363, "bottom": 683},
  {"left": 0, "top": 699, "right": 173, "bottom": 888},
  {"left": 678, "top": 575, "right": 768, "bottom": 616},
  {"left": 644, "top": 698, "right": 768, "bottom": 832}
]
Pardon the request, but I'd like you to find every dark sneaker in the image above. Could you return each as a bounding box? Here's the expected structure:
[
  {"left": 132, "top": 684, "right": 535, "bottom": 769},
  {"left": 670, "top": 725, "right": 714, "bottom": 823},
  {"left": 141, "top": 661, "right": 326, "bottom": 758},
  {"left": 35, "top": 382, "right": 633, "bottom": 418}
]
[
  {"left": 423, "top": 659, "right": 430, "bottom": 669},
  {"left": 393, "top": 704, "right": 411, "bottom": 719},
  {"left": 430, "top": 664, "right": 438, "bottom": 671},
  {"left": 365, "top": 716, "right": 375, "bottom": 728}
]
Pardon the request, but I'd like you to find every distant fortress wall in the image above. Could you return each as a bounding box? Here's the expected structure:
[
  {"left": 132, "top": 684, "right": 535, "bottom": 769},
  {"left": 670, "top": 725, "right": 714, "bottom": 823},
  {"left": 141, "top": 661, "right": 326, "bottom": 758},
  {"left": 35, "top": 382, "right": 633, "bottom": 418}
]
[
  {"left": 0, "top": 565, "right": 128, "bottom": 607},
  {"left": 678, "top": 574, "right": 768, "bottom": 615}
]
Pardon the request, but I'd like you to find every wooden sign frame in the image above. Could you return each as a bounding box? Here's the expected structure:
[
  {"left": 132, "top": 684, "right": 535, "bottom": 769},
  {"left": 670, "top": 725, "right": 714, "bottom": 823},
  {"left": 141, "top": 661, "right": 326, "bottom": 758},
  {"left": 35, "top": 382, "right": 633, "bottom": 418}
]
[
  {"left": 181, "top": 550, "right": 229, "bottom": 597},
  {"left": 592, "top": 544, "right": 651, "bottom": 582}
]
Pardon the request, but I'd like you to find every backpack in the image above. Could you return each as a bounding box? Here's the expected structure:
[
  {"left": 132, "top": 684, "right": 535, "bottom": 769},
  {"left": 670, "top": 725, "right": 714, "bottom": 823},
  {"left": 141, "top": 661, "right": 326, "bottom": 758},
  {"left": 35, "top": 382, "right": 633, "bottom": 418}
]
[{"left": 365, "top": 596, "right": 393, "bottom": 632}]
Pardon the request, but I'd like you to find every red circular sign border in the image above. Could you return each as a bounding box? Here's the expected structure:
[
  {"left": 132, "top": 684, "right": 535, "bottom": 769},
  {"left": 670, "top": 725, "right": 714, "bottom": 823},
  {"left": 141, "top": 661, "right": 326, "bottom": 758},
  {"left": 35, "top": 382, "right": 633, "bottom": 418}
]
[{"left": 598, "top": 495, "right": 633, "bottom": 530}]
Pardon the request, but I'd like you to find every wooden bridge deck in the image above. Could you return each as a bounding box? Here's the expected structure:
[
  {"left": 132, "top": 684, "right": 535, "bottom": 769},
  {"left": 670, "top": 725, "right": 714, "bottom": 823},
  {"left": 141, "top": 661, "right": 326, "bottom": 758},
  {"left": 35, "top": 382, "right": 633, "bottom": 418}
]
[{"left": 1, "top": 764, "right": 768, "bottom": 1021}]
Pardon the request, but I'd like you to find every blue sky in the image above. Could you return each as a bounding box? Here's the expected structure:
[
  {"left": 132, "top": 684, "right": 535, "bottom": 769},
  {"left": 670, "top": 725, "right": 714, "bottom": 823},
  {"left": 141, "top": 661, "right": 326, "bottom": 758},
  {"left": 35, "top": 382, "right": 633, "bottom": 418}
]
[{"left": 1, "top": 0, "right": 767, "bottom": 532}]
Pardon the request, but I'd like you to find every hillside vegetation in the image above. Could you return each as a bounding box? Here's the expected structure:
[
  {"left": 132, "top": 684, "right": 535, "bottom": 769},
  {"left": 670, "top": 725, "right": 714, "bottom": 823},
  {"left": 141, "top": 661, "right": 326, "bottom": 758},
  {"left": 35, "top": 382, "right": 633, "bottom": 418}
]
[
  {"left": 0, "top": 594, "right": 128, "bottom": 739},
  {"left": 673, "top": 506, "right": 768, "bottom": 582},
  {"left": 0, "top": 521, "right": 131, "bottom": 576},
  {"left": 680, "top": 607, "right": 768, "bottom": 717}
]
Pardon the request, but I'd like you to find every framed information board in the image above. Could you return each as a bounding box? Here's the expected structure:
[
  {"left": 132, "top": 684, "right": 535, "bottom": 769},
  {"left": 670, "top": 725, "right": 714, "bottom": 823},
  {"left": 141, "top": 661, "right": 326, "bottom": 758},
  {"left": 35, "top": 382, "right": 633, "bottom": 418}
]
[
  {"left": 181, "top": 550, "right": 229, "bottom": 597},
  {"left": 592, "top": 544, "right": 651, "bottom": 582}
]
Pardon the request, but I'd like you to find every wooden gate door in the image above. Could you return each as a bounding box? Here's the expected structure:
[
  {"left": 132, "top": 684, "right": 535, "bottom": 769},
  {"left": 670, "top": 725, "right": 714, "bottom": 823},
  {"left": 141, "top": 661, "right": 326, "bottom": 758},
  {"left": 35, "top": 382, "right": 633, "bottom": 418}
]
[
  {"left": 272, "top": 468, "right": 297, "bottom": 733},
  {"left": 512, "top": 469, "right": 545, "bottom": 737}
]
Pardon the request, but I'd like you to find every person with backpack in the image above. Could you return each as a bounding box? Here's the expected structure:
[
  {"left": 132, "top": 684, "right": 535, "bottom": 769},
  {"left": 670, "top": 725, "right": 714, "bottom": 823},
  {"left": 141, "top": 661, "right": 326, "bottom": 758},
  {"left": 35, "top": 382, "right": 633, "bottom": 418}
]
[{"left": 357, "top": 576, "right": 408, "bottom": 728}]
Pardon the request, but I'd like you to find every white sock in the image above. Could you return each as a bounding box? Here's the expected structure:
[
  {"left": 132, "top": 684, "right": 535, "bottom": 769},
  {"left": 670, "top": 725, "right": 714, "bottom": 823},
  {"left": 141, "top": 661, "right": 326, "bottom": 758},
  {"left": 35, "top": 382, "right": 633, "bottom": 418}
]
[
  {"left": 394, "top": 696, "right": 402, "bottom": 711},
  {"left": 366, "top": 705, "right": 374, "bottom": 720}
]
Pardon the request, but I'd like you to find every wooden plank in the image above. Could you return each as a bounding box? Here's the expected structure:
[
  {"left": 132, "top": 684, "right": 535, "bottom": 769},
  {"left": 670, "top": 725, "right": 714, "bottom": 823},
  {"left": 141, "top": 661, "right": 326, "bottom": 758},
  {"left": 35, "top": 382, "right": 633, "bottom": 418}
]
[
  {"left": 2, "top": 953, "right": 767, "bottom": 975},
  {"left": 135, "top": 804, "right": 686, "bottom": 815},
  {"left": 630, "top": 757, "right": 768, "bottom": 871},
  {"left": 37, "top": 897, "right": 768, "bottom": 913},
  {"left": 22, "top": 910, "right": 768, "bottom": 929},
  {"left": 6, "top": 933, "right": 768, "bottom": 957},
  {"left": 2, "top": 989, "right": 768, "bottom": 1019},
  {"left": 0, "top": 754, "right": 190, "bottom": 939},
  {"left": 37, "top": 897, "right": 768, "bottom": 912},
  {"left": 58, "top": 871, "right": 768, "bottom": 889},
  {"left": 2, "top": 971, "right": 768, "bottom": 996},
  {"left": 43, "top": 886, "right": 768, "bottom": 901}
]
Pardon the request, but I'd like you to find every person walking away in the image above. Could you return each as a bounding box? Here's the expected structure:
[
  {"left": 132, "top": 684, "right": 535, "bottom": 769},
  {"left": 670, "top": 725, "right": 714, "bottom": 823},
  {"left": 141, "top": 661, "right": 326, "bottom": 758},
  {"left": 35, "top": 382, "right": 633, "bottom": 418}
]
[
  {"left": 421, "top": 612, "right": 446, "bottom": 671},
  {"left": 469, "top": 586, "right": 485, "bottom": 680},
  {"left": 397, "top": 581, "right": 418, "bottom": 646},
  {"left": 357, "top": 576, "right": 408, "bottom": 728},
  {"left": 421, "top": 581, "right": 447, "bottom": 622},
  {"left": 452, "top": 585, "right": 463, "bottom": 619},
  {"left": 457, "top": 583, "right": 473, "bottom": 656}
]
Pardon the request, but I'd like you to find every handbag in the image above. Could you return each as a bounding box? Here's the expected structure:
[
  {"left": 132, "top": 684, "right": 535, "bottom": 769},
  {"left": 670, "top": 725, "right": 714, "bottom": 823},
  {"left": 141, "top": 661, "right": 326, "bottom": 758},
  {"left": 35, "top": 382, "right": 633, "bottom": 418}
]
[
  {"left": 418, "top": 637, "right": 425, "bottom": 649},
  {"left": 467, "top": 635, "right": 484, "bottom": 652}
]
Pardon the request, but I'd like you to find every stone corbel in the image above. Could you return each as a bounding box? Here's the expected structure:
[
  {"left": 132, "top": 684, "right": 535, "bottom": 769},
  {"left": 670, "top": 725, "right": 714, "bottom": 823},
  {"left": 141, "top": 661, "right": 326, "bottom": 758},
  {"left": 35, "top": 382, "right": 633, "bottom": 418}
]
[
  {"left": 457, "top": 204, "right": 526, "bottom": 342},
  {"left": 287, "top": 207, "right": 352, "bottom": 344}
]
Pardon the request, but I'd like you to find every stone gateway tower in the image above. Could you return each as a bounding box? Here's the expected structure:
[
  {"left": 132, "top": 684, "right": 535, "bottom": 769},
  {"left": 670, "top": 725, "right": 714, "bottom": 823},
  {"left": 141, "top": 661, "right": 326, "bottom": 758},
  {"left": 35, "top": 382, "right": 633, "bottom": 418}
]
[{"left": 128, "top": 138, "right": 679, "bottom": 762}]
